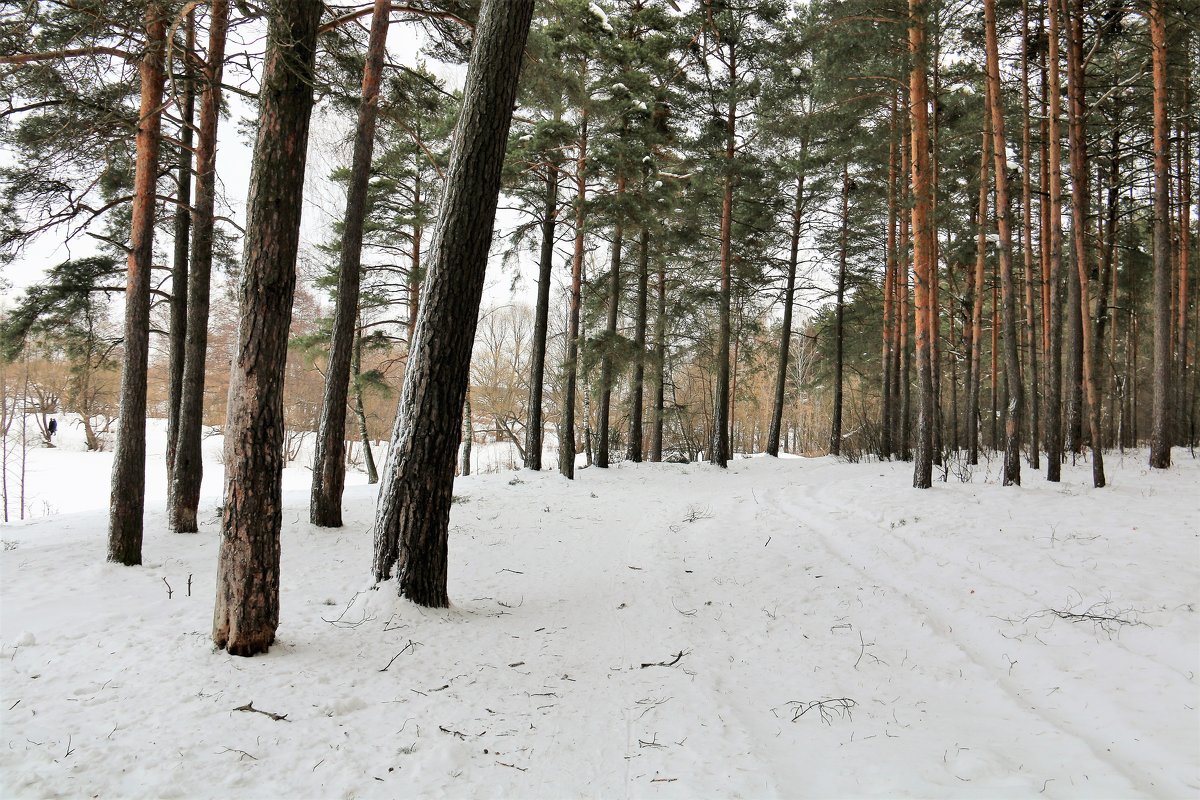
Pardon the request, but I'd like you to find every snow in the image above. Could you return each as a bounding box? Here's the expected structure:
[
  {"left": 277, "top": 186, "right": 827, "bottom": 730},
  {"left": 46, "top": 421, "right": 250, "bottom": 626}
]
[
  {"left": 588, "top": 2, "right": 613, "bottom": 33},
  {"left": 2, "top": 423, "right": 1199, "bottom": 798}
]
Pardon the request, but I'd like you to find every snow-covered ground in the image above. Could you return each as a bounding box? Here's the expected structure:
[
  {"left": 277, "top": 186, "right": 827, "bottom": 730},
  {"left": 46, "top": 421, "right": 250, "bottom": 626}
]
[{"left": 2, "top": 422, "right": 1198, "bottom": 798}]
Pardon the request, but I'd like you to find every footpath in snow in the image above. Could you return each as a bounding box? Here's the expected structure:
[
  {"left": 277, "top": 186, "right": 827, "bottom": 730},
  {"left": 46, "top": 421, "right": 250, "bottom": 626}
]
[{"left": 2, "top": 435, "right": 1198, "bottom": 798}]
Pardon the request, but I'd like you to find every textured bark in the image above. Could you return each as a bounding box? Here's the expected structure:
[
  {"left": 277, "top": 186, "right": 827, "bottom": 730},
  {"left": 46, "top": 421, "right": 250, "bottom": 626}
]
[
  {"left": 1062, "top": 0, "right": 1104, "bottom": 486},
  {"left": 212, "top": 0, "right": 322, "bottom": 656},
  {"left": 1148, "top": 0, "right": 1172, "bottom": 468},
  {"left": 525, "top": 165, "right": 559, "bottom": 471},
  {"left": 1044, "top": 0, "right": 1067, "bottom": 482},
  {"left": 909, "top": 0, "right": 935, "bottom": 488},
  {"left": 712, "top": 41, "right": 736, "bottom": 469},
  {"left": 983, "top": 0, "right": 1024, "bottom": 486},
  {"left": 1020, "top": 0, "right": 1041, "bottom": 469},
  {"left": 108, "top": 2, "right": 167, "bottom": 565},
  {"left": 461, "top": 389, "right": 472, "bottom": 477},
  {"left": 879, "top": 103, "right": 898, "bottom": 461},
  {"left": 169, "top": 0, "right": 229, "bottom": 532},
  {"left": 830, "top": 163, "right": 849, "bottom": 457},
  {"left": 627, "top": 226, "right": 650, "bottom": 462},
  {"left": 1177, "top": 76, "right": 1192, "bottom": 445},
  {"left": 559, "top": 110, "right": 588, "bottom": 480},
  {"left": 597, "top": 174, "right": 626, "bottom": 469},
  {"left": 166, "top": 11, "right": 195, "bottom": 482},
  {"left": 898, "top": 103, "right": 912, "bottom": 461},
  {"left": 311, "top": 0, "right": 390, "bottom": 527},
  {"left": 769, "top": 174, "right": 805, "bottom": 457},
  {"left": 371, "top": 0, "right": 533, "bottom": 606},
  {"left": 967, "top": 104, "right": 990, "bottom": 467}
]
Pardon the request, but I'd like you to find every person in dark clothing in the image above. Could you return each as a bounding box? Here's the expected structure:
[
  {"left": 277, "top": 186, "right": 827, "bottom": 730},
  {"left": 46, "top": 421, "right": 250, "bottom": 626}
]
[{"left": 47, "top": 418, "right": 57, "bottom": 438}]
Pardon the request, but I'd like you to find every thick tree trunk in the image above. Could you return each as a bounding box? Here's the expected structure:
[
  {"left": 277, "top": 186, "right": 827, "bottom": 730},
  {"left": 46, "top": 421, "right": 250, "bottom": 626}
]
[
  {"left": 1044, "top": 0, "right": 1067, "bottom": 481},
  {"left": 525, "top": 164, "right": 559, "bottom": 471},
  {"left": 311, "top": 0, "right": 390, "bottom": 527},
  {"left": 831, "top": 163, "right": 849, "bottom": 457},
  {"left": 967, "top": 104, "right": 990, "bottom": 467},
  {"left": 984, "top": 0, "right": 1024, "bottom": 486},
  {"left": 108, "top": 2, "right": 167, "bottom": 565},
  {"left": 1149, "top": 0, "right": 1172, "bottom": 468},
  {"left": 712, "top": 42, "right": 736, "bottom": 470},
  {"left": 909, "top": 0, "right": 935, "bottom": 488},
  {"left": 212, "top": 0, "right": 322, "bottom": 656},
  {"left": 597, "top": 174, "right": 625, "bottom": 469},
  {"left": 627, "top": 226, "right": 650, "bottom": 462},
  {"left": 769, "top": 174, "right": 804, "bottom": 457},
  {"left": 1062, "top": 0, "right": 1104, "bottom": 486},
  {"left": 169, "top": 0, "right": 229, "bottom": 533},
  {"left": 559, "top": 110, "right": 588, "bottom": 479},
  {"left": 166, "top": 10, "right": 195, "bottom": 481},
  {"left": 371, "top": 0, "right": 532, "bottom": 606}
]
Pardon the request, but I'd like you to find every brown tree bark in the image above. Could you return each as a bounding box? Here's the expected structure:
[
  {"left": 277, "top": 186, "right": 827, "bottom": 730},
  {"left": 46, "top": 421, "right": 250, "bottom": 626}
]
[
  {"left": 984, "top": 0, "right": 1024, "bottom": 485},
  {"left": 627, "top": 226, "right": 650, "bottom": 462},
  {"left": 898, "top": 97, "right": 912, "bottom": 461},
  {"left": 212, "top": 0, "right": 322, "bottom": 655},
  {"left": 1021, "top": 0, "right": 1041, "bottom": 469},
  {"left": 830, "top": 163, "right": 850, "bottom": 457},
  {"left": 311, "top": 0, "right": 391, "bottom": 527},
  {"left": 525, "top": 164, "right": 560, "bottom": 471},
  {"left": 597, "top": 174, "right": 626, "bottom": 469},
  {"left": 909, "top": 0, "right": 935, "bottom": 488},
  {"left": 1044, "top": 0, "right": 1067, "bottom": 481},
  {"left": 712, "top": 39, "right": 736, "bottom": 469},
  {"left": 879, "top": 101, "right": 898, "bottom": 460},
  {"left": 1062, "top": 0, "right": 1105, "bottom": 486},
  {"left": 371, "top": 0, "right": 533, "bottom": 606},
  {"left": 1148, "top": 0, "right": 1173, "bottom": 468},
  {"left": 108, "top": 2, "right": 167, "bottom": 565},
  {"left": 169, "top": 0, "right": 230, "bottom": 532},
  {"left": 769, "top": 172, "right": 805, "bottom": 457},
  {"left": 166, "top": 10, "right": 195, "bottom": 482},
  {"left": 967, "top": 103, "right": 990, "bottom": 466},
  {"left": 559, "top": 109, "right": 588, "bottom": 479}
]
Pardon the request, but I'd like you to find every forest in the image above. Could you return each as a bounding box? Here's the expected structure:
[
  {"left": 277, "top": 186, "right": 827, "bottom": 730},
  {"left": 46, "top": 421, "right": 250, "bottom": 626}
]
[{"left": 0, "top": 0, "right": 1197, "bottom": 795}]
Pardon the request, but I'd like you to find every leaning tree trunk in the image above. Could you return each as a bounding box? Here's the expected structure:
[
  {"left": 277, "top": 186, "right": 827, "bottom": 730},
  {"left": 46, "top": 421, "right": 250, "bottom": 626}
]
[
  {"left": 830, "top": 163, "right": 850, "bottom": 457},
  {"left": 524, "top": 163, "right": 559, "bottom": 471},
  {"left": 769, "top": 173, "right": 805, "bottom": 457},
  {"left": 169, "top": 0, "right": 229, "bottom": 532},
  {"left": 1148, "top": 0, "right": 1173, "bottom": 469},
  {"left": 909, "top": 0, "right": 935, "bottom": 489},
  {"left": 1062, "top": 0, "right": 1104, "bottom": 486},
  {"left": 311, "top": 0, "right": 390, "bottom": 527},
  {"left": 984, "top": 0, "right": 1024, "bottom": 486},
  {"left": 212, "top": 0, "right": 322, "bottom": 656},
  {"left": 597, "top": 174, "right": 626, "bottom": 469},
  {"left": 559, "top": 109, "right": 588, "bottom": 479},
  {"left": 1045, "top": 0, "right": 1067, "bottom": 482},
  {"left": 351, "top": 324, "right": 378, "bottom": 484},
  {"left": 166, "top": 10, "right": 195, "bottom": 482},
  {"left": 371, "top": 0, "right": 533, "bottom": 607},
  {"left": 108, "top": 2, "right": 167, "bottom": 565},
  {"left": 627, "top": 226, "right": 650, "bottom": 462}
]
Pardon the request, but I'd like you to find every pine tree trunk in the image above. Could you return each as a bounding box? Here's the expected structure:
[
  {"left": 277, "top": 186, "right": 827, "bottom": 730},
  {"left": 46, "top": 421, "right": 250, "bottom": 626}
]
[
  {"left": 898, "top": 103, "right": 912, "bottom": 461},
  {"left": 311, "top": 0, "right": 390, "bottom": 527},
  {"left": 352, "top": 326, "right": 378, "bottom": 484},
  {"left": 559, "top": 110, "right": 588, "bottom": 479},
  {"left": 984, "top": 0, "right": 1024, "bottom": 485},
  {"left": 166, "top": 10, "right": 195, "bottom": 482},
  {"left": 627, "top": 226, "right": 649, "bottom": 462},
  {"left": 1062, "top": 0, "right": 1105, "bottom": 486},
  {"left": 597, "top": 175, "right": 625, "bottom": 469},
  {"left": 910, "top": 0, "right": 935, "bottom": 488},
  {"left": 650, "top": 257, "right": 666, "bottom": 462},
  {"left": 1021, "top": 0, "right": 1041, "bottom": 469},
  {"left": 769, "top": 173, "right": 804, "bottom": 457},
  {"left": 371, "top": 0, "right": 533, "bottom": 606},
  {"left": 1045, "top": 0, "right": 1067, "bottom": 481},
  {"left": 1175, "top": 72, "right": 1191, "bottom": 445},
  {"left": 461, "top": 389, "right": 472, "bottom": 477},
  {"left": 880, "top": 102, "right": 898, "bottom": 461},
  {"left": 169, "top": 0, "right": 229, "bottom": 532},
  {"left": 830, "top": 163, "right": 849, "bottom": 457},
  {"left": 108, "top": 2, "right": 167, "bottom": 565},
  {"left": 525, "top": 164, "right": 559, "bottom": 471},
  {"left": 212, "top": 0, "right": 322, "bottom": 656},
  {"left": 712, "top": 41, "right": 736, "bottom": 470},
  {"left": 967, "top": 104, "right": 990, "bottom": 467},
  {"left": 1148, "top": 0, "right": 1172, "bottom": 468}
]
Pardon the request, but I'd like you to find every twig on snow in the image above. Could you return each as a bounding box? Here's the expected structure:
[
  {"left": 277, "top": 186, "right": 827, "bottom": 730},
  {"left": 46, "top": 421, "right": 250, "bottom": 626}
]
[
  {"left": 233, "top": 701, "right": 290, "bottom": 722},
  {"left": 640, "top": 650, "right": 690, "bottom": 669}
]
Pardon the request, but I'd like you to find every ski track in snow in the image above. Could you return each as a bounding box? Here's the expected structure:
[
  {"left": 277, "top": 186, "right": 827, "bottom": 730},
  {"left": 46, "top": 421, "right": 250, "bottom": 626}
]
[{"left": 1, "top": 432, "right": 1198, "bottom": 799}]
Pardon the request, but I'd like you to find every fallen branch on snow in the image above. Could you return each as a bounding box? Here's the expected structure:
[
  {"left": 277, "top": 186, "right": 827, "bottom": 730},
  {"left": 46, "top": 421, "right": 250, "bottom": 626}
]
[
  {"left": 640, "top": 650, "right": 690, "bottom": 669},
  {"left": 233, "top": 701, "right": 289, "bottom": 722}
]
